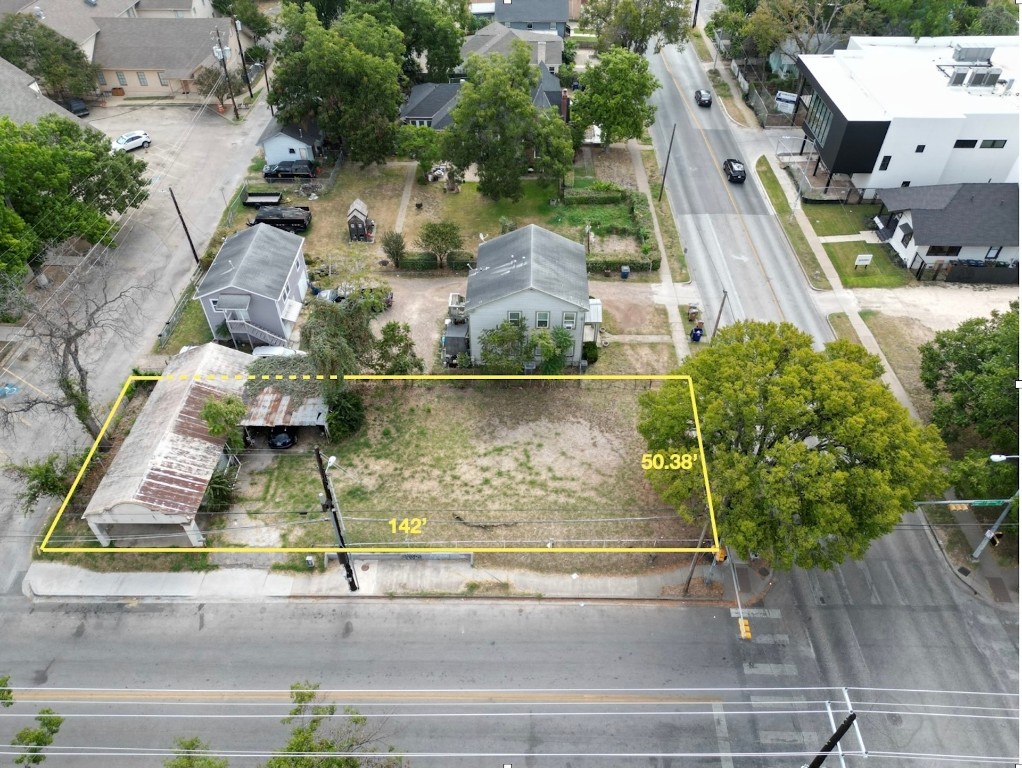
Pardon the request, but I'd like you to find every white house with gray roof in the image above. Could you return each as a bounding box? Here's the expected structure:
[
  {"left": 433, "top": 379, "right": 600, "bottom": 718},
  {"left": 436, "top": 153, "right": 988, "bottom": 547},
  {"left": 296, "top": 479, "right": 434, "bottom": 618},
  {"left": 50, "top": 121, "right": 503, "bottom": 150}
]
[
  {"left": 84, "top": 343, "right": 252, "bottom": 547},
  {"left": 874, "top": 183, "right": 1019, "bottom": 274},
  {"left": 494, "top": 0, "right": 570, "bottom": 38},
  {"left": 258, "top": 117, "right": 323, "bottom": 164},
  {"left": 195, "top": 224, "right": 308, "bottom": 349},
  {"left": 464, "top": 224, "right": 590, "bottom": 366}
]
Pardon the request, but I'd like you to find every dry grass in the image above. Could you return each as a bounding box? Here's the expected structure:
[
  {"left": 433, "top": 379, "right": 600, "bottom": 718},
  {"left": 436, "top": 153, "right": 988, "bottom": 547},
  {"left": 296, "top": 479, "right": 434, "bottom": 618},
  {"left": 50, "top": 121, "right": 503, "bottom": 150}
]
[
  {"left": 641, "top": 149, "right": 688, "bottom": 282},
  {"left": 223, "top": 381, "right": 699, "bottom": 575},
  {"left": 827, "top": 313, "right": 862, "bottom": 345},
  {"left": 859, "top": 310, "right": 935, "bottom": 423}
]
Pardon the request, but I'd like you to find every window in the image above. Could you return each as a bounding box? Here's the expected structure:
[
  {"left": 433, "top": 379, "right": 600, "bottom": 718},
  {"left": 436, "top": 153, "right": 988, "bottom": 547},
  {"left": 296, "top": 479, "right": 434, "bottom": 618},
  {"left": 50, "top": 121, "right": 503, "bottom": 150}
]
[
  {"left": 535, "top": 311, "right": 550, "bottom": 329},
  {"left": 927, "top": 245, "right": 961, "bottom": 257},
  {"left": 289, "top": 147, "right": 296, "bottom": 154},
  {"left": 804, "top": 96, "right": 834, "bottom": 146},
  {"left": 210, "top": 298, "right": 220, "bottom": 310},
  {"left": 901, "top": 230, "right": 912, "bottom": 247},
  {"left": 158, "top": 72, "right": 168, "bottom": 87},
  {"left": 97, "top": 71, "right": 107, "bottom": 86},
  {"left": 900, "top": 181, "right": 911, "bottom": 187},
  {"left": 282, "top": 281, "right": 291, "bottom": 300},
  {"left": 526, "top": 22, "right": 533, "bottom": 29},
  {"left": 980, "top": 139, "right": 1007, "bottom": 149},
  {"left": 878, "top": 155, "right": 891, "bottom": 171},
  {"left": 116, "top": 71, "right": 127, "bottom": 86},
  {"left": 508, "top": 311, "right": 523, "bottom": 325},
  {"left": 562, "top": 312, "right": 576, "bottom": 330},
  {"left": 137, "top": 72, "right": 148, "bottom": 86},
  {"left": 954, "top": 139, "right": 977, "bottom": 148},
  {"left": 915, "top": 145, "right": 925, "bottom": 153},
  {"left": 986, "top": 246, "right": 1002, "bottom": 261}
]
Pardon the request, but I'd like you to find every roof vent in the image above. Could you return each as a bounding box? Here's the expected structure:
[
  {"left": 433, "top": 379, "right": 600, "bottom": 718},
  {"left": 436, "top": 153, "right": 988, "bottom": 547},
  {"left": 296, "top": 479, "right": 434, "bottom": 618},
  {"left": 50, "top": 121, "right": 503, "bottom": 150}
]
[{"left": 949, "top": 68, "right": 969, "bottom": 86}]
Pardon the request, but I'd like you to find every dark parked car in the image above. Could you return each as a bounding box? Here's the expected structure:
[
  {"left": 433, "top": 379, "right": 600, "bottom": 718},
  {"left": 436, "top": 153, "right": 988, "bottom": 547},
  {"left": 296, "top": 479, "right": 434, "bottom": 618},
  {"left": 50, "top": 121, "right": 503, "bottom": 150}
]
[
  {"left": 262, "top": 160, "right": 314, "bottom": 179},
  {"left": 268, "top": 426, "right": 298, "bottom": 449},
  {"left": 723, "top": 158, "right": 746, "bottom": 183},
  {"left": 67, "top": 97, "right": 90, "bottom": 117},
  {"left": 694, "top": 89, "right": 712, "bottom": 107}
]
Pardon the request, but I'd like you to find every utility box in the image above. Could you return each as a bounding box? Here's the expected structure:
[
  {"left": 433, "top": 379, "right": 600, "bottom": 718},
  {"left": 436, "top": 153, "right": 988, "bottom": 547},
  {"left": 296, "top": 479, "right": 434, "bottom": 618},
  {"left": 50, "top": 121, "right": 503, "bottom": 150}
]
[{"left": 621, "top": 265, "right": 630, "bottom": 279}]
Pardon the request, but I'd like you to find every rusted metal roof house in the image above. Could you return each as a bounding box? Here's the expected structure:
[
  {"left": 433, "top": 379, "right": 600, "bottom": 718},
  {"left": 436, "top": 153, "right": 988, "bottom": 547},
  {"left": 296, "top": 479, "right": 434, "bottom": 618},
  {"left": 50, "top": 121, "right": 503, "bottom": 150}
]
[
  {"left": 83, "top": 344, "right": 252, "bottom": 547},
  {"left": 241, "top": 385, "right": 327, "bottom": 430}
]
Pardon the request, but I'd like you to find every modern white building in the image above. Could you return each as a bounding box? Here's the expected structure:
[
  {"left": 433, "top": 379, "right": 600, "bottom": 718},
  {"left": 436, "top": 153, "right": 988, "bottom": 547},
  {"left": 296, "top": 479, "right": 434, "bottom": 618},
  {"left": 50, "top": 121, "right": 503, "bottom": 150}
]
[{"left": 794, "top": 36, "right": 1019, "bottom": 191}]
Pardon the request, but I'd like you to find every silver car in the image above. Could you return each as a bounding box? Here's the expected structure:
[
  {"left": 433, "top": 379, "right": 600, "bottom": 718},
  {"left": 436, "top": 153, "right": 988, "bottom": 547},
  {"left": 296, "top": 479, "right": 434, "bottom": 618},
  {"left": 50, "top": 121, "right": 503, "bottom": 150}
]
[{"left": 113, "top": 131, "right": 151, "bottom": 152}]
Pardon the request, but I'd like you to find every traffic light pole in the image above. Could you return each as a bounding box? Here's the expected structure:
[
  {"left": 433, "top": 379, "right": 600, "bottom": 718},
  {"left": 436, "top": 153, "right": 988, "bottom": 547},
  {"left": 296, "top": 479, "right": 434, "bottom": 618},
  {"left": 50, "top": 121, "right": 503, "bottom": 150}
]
[
  {"left": 314, "top": 446, "right": 358, "bottom": 592},
  {"left": 972, "top": 490, "right": 1019, "bottom": 561}
]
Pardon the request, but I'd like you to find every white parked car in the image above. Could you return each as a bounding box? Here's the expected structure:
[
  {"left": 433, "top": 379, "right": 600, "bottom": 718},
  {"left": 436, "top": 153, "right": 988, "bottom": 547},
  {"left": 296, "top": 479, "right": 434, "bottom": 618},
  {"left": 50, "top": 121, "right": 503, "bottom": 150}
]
[
  {"left": 251, "top": 346, "right": 307, "bottom": 358},
  {"left": 112, "top": 131, "right": 151, "bottom": 152}
]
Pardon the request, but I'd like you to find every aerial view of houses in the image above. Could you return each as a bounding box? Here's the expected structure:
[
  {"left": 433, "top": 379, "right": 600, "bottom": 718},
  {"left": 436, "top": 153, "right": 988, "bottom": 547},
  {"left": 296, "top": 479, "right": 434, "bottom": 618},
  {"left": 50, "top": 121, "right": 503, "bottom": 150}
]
[{"left": 0, "top": 0, "right": 1018, "bottom": 763}]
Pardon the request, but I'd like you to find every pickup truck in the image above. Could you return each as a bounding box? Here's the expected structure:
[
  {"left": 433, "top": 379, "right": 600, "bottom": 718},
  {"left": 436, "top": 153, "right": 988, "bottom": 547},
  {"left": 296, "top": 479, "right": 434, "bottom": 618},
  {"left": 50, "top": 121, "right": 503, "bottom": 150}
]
[
  {"left": 262, "top": 160, "right": 315, "bottom": 180},
  {"left": 247, "top": 206, "right": 312, "bottom": 233}
]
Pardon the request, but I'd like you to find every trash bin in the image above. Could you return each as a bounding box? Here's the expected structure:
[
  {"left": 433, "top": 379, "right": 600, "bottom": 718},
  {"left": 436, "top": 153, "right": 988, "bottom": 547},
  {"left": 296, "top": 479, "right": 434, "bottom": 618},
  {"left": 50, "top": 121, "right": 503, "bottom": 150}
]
[
  {"left": 621, "top": 265, "right": 630, "bottom": 280},
  {"left": 690, "top": 327, "right": 704, "bottom": 343},
  {"left": 688, "top": 304, "right": 700, "bottom": 322},
  {"left": 523, "top": 361, "right": 537, "bottom": 375}
]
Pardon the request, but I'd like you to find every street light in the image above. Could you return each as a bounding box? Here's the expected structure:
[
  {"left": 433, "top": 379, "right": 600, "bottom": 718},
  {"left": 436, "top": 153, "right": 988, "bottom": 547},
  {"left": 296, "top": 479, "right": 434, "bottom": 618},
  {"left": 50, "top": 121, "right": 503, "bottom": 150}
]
[{"left": 990, "top": 454, "right": 1020, "bottom": 462}]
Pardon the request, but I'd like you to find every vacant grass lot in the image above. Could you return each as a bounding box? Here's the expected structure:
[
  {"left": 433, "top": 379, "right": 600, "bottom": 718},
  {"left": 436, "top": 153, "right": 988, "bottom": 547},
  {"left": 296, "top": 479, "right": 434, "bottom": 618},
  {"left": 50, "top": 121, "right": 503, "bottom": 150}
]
[
  {"left": 859, "top": 309, "right": 934, "bottom": 423},
  {"left": 227, "top": 381, "right": 697, "bottom": 574},
  {"left": 156, "top": 299, "right": 213, "bottom": 355},
  {"left": 825, "top": 242, "right": 911, "bottom": 288},
  {"left": 804, "top": 202, "right": 881, "bottom": 237}
]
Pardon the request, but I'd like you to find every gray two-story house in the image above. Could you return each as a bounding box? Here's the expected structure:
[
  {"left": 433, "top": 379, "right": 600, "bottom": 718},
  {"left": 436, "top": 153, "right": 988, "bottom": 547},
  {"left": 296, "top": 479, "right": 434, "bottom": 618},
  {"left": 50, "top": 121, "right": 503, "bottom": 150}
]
[
  {"left": 195, "top": 224, "right": 308, "bottom": 348},
  {"left": 464, "top": 224, "right": 590, "bottom": 366},
  {"left": 494, "top": 0, "right": 570, "bottom": 38}
]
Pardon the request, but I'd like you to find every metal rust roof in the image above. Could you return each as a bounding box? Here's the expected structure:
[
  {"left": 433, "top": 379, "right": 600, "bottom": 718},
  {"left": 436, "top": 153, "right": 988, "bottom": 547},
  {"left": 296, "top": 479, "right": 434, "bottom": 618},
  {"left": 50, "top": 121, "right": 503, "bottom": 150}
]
[
  {"left": 241, "top": 386, "right": 327, "bottom": 428},
  {"left": 83, "top": 344, "right": 253, "bottom": 526}
]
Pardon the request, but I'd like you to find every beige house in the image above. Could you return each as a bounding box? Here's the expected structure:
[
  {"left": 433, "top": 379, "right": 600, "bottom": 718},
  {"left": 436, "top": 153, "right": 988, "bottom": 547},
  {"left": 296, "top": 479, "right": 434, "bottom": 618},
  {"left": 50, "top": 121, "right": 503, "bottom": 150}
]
[{"left": 93, "top": 17, "right": 252, "bottom": 97}]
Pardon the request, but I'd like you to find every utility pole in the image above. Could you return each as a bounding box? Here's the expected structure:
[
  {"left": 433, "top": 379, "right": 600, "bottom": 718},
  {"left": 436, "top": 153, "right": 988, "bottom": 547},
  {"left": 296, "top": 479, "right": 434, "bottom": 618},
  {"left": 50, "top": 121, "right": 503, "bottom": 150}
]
[
  {"left": 214, "top": 27, "right": 240, "bottom": 120},
  {"left": 972, "top": 490, "right": 1019, "bottom": 561},
  {"left": 314, "top": 446, "right": 359, "bottom": 592},
  {"left": 264, "top": 64, "right": 274, "bottom": 117},
  {"left": 802, "top": 713, "right": 856, "bottom": 768},
  {"left": 658, "top": 124, "right": 676, "bottom": 202},
  {"left": 168, "top": 187, "right": 199, "bottom": 265},
  {"left": 711, "top": 289, "right": 729, "bottom": 337},
  {"left": 233, "top": 17, "right": 254, "bottom": 99}
]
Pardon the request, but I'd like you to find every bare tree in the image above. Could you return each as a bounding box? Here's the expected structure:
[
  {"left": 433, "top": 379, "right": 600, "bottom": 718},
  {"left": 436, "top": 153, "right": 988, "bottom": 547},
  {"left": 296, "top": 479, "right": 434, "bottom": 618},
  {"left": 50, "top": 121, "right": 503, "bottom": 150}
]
[{"left": 0, "top": 267, "right": 150, "bottom": 450}]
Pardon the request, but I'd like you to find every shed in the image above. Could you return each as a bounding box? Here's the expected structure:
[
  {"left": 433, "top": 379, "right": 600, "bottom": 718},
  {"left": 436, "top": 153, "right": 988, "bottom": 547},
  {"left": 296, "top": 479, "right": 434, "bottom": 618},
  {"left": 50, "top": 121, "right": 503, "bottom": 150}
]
[{"left": 347, "top": 198, "right": 375, "bottom": 242}]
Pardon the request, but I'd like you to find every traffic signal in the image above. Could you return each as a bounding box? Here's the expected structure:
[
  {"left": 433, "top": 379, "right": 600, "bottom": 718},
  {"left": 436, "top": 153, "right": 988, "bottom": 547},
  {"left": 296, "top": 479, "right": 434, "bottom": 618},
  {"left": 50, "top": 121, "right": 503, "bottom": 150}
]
[
  {"left": 715, "top": 547, "right": 728, "bottom": 562},
  {"left": 948, "top": 503, "right": 969, "bottom": 511},
  {"left": 738, "top": 618, "right": 751, "bottom": 640},
  {"left": 990, "top": 530, "right": 1005, "bottom": 547}
]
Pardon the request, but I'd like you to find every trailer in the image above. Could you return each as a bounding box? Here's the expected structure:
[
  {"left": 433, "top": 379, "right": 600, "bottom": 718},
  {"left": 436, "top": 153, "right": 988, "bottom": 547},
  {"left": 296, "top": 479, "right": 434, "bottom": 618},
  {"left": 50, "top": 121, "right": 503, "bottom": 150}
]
[
  {"left": 242, "top": 190, "right": 284, "bottom": 208},
  {"left": 247, "top": 206, "right": 312, "bottom": 233}
]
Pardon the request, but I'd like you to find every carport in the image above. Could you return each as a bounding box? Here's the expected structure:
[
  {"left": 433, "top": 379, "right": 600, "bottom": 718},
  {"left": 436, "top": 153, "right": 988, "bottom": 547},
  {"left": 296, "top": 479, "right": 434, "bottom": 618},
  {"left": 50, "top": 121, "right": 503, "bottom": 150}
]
[{"left": 242, "top": 385, "right": 328, "bottom": 435}]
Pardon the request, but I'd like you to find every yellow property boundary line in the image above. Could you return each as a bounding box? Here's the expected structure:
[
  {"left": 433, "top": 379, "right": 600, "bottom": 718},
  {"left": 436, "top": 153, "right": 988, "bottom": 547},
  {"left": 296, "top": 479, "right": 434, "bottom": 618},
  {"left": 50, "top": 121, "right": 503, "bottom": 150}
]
[{"left": 39, "top": 374, "right": 720, "bottom": 555}]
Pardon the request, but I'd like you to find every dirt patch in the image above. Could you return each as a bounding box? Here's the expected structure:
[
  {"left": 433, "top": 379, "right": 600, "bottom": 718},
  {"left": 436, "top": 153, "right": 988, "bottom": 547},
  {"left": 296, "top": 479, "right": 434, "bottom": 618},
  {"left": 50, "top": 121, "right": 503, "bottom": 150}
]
[
  {"left": 371, "top": 273, "right": 467, "bottom": 370},
  {"left": 591, "top": 282, "right": 668, "bottom": 335},
  {"left": 589, "top": 145, "right": 639, "bottom": 190},
  {"left": 597, "top": 343, "right": 677, "bottom": 374},
  {"left": 853, "top": 284, "right": 1017, "bottom": 333},
  {"left": 860, "top": 311, "right": 935, "bottom": 423}
]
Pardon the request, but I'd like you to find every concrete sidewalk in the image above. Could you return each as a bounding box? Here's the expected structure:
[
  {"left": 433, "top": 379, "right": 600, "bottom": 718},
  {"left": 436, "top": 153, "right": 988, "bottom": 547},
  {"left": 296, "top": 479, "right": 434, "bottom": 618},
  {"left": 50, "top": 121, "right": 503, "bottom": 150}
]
[{"left": 22, "top": 556, "right": 773, "bottom": 605}]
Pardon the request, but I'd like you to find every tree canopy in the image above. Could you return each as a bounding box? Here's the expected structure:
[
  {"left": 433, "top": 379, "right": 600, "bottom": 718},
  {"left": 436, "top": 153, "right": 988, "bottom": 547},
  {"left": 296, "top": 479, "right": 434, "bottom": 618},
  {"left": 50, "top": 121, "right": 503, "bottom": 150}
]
[
  {"left": 270, "top": 4, "right": 403, "bottom": 165},
  {"left": 0, "top": 14, "right": 99, "bottom": 100},
  {"left": 638, "top": 321, "right": 947, "bottom": 570},
  {"left": 444, "top": 43, "right": 573, "bottom": 201},
  {"left": 571, "top": 48, "right": 659, "bottom": 148},
  {"left": 920, "top": 302, "right": 1018, "bottom": 449},
  {"left": 0, "top": 115, "right": 150, "bottom": 278},
  {"left": 581, "top": 0, "right": 693, "bottom": 55}
]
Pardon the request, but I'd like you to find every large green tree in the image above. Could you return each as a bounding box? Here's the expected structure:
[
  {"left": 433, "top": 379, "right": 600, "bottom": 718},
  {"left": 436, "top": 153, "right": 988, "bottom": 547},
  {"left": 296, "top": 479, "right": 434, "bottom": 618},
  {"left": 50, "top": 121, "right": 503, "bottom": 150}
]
[
  {"left": 869, "top": 0, "right": 970, "bottom": 36},
  {"left": 638, "top": 321, "right": 947, "bottom": 570},
  {"left": 416, "top": 219, "right": 462, "bottom": 268},
  {"left": 0, "top": 14, "right": 99, "bottom": 99},
  {"left": 747, "top": 0, "right": 870, "bottom": 66},
  {"left": 581, "top": 0, "right": 692, "bottom": 55},
  {"left": 444, "top": 43, "right": 573, "bottom": 201},
  {"left": 347, "top": 0, "right": 465, "bottom": 82},
  {"left": 479, "top": 320, "right": 532, "bottom": 374},
  {"left": 396, "top": 123, "right": 443, "bottom": 182},
  {"left": 571, "top": 48, "right": 659, "bottom": 148},
  {"left": 0, "top": 114, "right": 150, "bottom": 277},
  {"left": 192, "top": 64, "right": 245, "bottom": 109},
  {"left": 920, "top": 302, "right": 1018, "bottom": 449},
  {"left": 270, "top": 5, "right": 403, "bottom": 165}
]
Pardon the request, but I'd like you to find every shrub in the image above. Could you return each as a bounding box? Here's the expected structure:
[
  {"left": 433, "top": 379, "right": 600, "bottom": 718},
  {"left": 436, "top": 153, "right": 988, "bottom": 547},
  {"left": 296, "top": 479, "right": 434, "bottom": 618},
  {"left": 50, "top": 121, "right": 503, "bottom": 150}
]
[
  {"left": 381, "top": 230, "right": 406, "bottom": 268},
  {"left": 499, "top": 216, "right": 518, "bottom": 234},
  {"left": 583, "top": 341, "right": 599, "bottom": 364},
  {"left": 447, "top": 250, "right": 475, "bottom": 270},
  {"left": 396, "top": 252, "right": 437, "bottom": 271},
  {"left": 563, "top": 187, "right": 627, "bottom": 205},
  {"left": 326, "top": 387, "right": 365, "bottom": 439}
]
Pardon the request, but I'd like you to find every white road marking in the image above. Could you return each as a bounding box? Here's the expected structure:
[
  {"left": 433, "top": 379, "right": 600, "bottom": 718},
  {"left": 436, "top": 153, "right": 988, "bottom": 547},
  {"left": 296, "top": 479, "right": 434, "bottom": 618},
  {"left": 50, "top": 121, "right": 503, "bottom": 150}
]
[
  {"left": 711, "top": 702, "right": 734, "bottom": 768},
  {"left": 743, "top": 663, "right": 799, "bottom": 676},
  {"left": 731, "top": 607, "right": 780, "bottom": 618}
]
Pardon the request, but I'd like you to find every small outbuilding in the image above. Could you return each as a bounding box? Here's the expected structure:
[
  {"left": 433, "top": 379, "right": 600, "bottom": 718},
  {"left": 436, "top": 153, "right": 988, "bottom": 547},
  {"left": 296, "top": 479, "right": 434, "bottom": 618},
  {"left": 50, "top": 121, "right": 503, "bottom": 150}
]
[{"left": 347, "top": 198, "right": 375, "bottom": 242}]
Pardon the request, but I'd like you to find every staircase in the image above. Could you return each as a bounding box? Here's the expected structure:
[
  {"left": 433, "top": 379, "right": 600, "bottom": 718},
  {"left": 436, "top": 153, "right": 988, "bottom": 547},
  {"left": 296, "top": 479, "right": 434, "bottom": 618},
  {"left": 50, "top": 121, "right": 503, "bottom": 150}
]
[{"left": 228, "top": 319, "right": 288, "bottom": 347}]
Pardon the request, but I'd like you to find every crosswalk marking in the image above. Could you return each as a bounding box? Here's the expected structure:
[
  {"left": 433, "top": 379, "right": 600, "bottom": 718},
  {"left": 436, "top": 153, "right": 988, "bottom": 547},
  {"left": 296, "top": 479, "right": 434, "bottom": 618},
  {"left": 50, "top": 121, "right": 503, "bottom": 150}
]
[
  {"left": 752, "top": 633, "right": 789, "bottom": 645},
  {"left": 760, "top": 730, "right": 819, "bottom": 745},
  {"left": 731, "top": 607, "right": 780, "bottom": 618},
  {"left": 743, "top": 662, "right": 799, "bottom": 676}
]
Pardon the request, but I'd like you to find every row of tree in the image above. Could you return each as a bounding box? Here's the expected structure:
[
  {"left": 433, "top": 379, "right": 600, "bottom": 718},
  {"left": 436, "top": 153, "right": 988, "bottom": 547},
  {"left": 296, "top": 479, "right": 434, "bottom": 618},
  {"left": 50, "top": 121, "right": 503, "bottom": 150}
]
[{"left": 710, "top": 0, "right": 1018, "bottom": 71}]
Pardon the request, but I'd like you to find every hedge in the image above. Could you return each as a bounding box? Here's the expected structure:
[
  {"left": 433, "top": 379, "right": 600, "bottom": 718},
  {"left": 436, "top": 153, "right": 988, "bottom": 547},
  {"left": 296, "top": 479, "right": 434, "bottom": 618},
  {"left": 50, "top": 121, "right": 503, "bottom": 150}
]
[
  {"left": 586, "top": 253, "right": 659, "bottom": 273},
  {"left": 630, "top": 192, "right": 653, "bottom": 250},
  {"left": 563, "top": 187, "right": 627, "bottom": 205},
  {"left": 397, "top": 252, "right": 438, "bottom": 271},
  {"left": 447, "top": 250, "right": 475, "bottom": 270}
]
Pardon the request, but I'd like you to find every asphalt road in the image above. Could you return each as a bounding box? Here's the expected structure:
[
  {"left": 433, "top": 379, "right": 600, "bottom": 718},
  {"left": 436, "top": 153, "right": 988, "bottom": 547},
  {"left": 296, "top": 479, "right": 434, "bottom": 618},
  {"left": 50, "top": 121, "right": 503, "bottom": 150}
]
[{"left": 647, "top": 44, "right": 833, "bottom": 346}]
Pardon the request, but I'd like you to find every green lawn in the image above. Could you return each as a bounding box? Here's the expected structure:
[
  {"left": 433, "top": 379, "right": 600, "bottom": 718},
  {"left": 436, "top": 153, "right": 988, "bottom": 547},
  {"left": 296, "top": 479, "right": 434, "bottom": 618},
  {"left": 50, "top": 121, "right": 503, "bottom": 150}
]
[
  {"left": 755, "top": 156, "right": 829, "bottom": 290},
  {"left": 641, "top": 149, "right": 687, "bottom": 281},
  {"left": 825, "top": 242, "right": 911, "bottom": 288},
  {"left": 804, "top": 202, "right": 882, "bottom": 237},
  {"left": 690, "top": 29, "right": 713, "bottom": 63},
  {"left": 438, "top": 181, "right": 558, "bottom": 236},
  {"left": 155, "top": 298, "right": 213, "bottom": 354}
]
